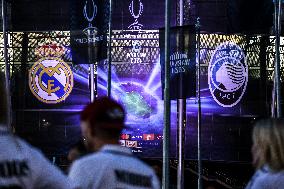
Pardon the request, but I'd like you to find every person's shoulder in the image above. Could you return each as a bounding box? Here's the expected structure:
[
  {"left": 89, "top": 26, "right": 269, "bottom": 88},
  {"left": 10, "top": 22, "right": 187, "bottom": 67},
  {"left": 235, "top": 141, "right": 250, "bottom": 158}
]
[
  {"left": 72, "top": 152, "right": 103, "bottom": 167},
  {"left": 252, "top": 169, "right": 284, "bottom": 189},
  {"left": 8, "top": 136, "right": 40, "bottom": 154},
  {"left": 16, "top": 138, "right": 46, "bottom": 157},
  {"left": 267, "top": 170, "right": 284, "bottom": 185},
  {"left": 69, "top": 152, "right": 107, "bottom": 179}
]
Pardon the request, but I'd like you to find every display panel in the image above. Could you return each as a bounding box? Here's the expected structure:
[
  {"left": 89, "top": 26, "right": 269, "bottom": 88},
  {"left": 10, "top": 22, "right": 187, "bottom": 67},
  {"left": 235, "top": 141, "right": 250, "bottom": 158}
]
[
  {"left": 97, "top": 30, "right": 166, "bottom": 157},
  {"left": 4, "top": 0, "right": 283, "bottom": 162},
  {"left": 7, "top": 31, "right": 283, "bottom": 161}
]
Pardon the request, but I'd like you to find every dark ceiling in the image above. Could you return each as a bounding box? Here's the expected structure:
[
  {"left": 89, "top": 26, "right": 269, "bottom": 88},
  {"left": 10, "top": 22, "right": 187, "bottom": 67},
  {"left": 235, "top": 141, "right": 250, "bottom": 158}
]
[
  {"left": 9, "top": 0, "right": 274, "bottom": 34},
  {"left": 11, "top": 0, "right": 70, "bottom": 31}
]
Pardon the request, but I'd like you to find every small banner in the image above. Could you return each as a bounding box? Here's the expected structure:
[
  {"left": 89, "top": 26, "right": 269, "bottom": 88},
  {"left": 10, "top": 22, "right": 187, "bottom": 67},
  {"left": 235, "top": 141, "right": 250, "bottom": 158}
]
[
  {"left": 70, "top": 0, "right": 109, "bottom": 64},
  {"left": 159, "top": 25, "right": 196, "bottom": 99}
]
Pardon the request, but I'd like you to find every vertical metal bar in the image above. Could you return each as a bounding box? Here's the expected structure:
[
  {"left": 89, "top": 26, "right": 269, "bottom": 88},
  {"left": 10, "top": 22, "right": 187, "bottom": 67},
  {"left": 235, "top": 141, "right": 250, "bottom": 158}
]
[
  {"left": 90, "top": 64, "right": 95, "bottom": 101},
  {"left": 87, "top": 27, "right": 95, "bottom": 101},
  {"left": 273, "top": 0, "right": 282, "bottom": 118},
  {"left": 259, "top": 36, "right": 268, "bottom": 115},
  {"left": 107, "top": 0, "right": 113, "bottom": 97},
  {"left": 177, "top": 100, "right": 185, "bottom": 189},
  {"left": 179, "top": 0, "right": 183, "bottom": 26},
  {"left": 177, "top": 1, "right": 185, "bottom": 189},
  {"left": 2, "top": 0, "right": 11, "bottom": 129},
  {"left": 272, "top": 1, "right": 277, "bottom": 117},
  {"left": 275, "top": 0, "right": 282, "bottom": 117},
  {"left": 272, "top": 78, "right": 276, "bottom": 117},
  {"left": 94, "top": 62, "right": 98, "bottom": 98},
  {"left": 163, "top": 0, "right": 171, "bottom": 188},
  {"left": 196, "top": 17, "right": 202, "bottom": 189}
]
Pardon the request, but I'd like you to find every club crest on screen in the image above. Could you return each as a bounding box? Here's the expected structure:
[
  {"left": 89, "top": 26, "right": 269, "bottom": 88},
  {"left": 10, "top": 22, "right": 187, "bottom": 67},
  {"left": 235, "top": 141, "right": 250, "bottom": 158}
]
[
  {"left": 208, "top": 42, "right": 248, "bottom": 107},
  {"left": 29, "top": 57, "right": 74, "bottom": 104}
]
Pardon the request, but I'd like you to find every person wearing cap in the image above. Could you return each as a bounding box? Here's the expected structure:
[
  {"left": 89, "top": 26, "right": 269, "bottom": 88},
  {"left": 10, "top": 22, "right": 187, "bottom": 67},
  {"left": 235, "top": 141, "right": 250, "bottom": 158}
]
[
  {"left": 68, "top": 97, "right": 160, "bottom": 189},
  {"left": 0, "top": 73, "right": 76, "bottom": 189}
]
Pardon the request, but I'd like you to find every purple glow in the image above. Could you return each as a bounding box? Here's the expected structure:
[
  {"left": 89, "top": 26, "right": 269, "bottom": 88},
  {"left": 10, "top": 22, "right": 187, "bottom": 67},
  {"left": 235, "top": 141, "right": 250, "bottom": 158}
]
[{"left": 97, "top": 63, "right": 164, "bottom": 132}]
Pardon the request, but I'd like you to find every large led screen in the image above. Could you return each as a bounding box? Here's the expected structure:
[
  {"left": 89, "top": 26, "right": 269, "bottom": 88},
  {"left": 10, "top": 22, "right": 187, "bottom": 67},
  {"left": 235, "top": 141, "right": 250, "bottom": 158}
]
[{"left": 9, "top": 31, "right": 280, "bottom": 161}]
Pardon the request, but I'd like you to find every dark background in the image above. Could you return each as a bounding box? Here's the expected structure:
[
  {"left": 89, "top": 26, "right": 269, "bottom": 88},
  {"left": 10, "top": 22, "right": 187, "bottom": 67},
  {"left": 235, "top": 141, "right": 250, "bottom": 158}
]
[{"left": 8, "top": 0, "right": 275, "bottom": 34}]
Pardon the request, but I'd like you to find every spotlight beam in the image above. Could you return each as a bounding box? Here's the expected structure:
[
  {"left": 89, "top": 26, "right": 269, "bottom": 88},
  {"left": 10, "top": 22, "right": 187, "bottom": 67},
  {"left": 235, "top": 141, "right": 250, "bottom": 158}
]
[{"left": 145, "top": 62, "right": 161, "bottom": 90}]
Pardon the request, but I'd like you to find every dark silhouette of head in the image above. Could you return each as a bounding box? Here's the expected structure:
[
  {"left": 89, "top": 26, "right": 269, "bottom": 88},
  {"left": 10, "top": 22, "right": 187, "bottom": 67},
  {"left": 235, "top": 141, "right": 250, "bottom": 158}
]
[{"left": 80, "top": 97, "right": 126, "bottom": 151}]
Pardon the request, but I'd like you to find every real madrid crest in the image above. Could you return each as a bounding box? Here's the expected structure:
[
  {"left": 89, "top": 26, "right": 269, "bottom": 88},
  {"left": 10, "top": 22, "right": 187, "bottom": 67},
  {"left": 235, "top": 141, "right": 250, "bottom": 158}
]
[
  {"left": 208, "top": 42, "right": 248, "bottom": 107},
  {"left": 29, "top": 43, "right": 74, "bottom": 104}
]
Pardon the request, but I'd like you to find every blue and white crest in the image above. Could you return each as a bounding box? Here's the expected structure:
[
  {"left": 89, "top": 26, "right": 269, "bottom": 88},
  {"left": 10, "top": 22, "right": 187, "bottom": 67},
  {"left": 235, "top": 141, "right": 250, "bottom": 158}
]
[
  {"left": 208, "top": 42, "right": 248, "bottom": 107},
  {"left": 29, "top": 58, "right": 74, "bottom": 104}
]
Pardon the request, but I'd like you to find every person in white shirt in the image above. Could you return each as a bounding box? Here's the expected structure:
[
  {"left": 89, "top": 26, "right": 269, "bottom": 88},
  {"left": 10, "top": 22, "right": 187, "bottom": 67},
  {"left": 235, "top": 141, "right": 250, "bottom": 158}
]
[
  {"left": 245, "top": 118, "right": 284, "bottom": 189},
  {"left": 68, "top": 97, "right": 160, "bottom": 189},
  {"left": 0, "top": 74, "right": 75, "bottom": 189}
]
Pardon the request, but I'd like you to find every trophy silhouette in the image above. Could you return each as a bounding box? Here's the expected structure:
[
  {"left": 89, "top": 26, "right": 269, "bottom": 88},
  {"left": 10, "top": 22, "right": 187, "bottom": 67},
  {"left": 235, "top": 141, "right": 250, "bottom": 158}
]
[
  {"left": 83, "top": 0, "right": 98, "bottom": 37},
  {"left": 128, "top": 0, "right": 144, "bottom": 30}
]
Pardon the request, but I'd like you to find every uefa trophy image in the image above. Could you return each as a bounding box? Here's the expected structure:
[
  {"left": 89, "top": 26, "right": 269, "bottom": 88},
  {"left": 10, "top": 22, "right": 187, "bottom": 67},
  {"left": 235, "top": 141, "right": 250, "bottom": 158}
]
[
  {"left": 128, "top": 0, "right": 144, "bottom": 30},
  {"left": 83, "top": 0, "right": 98, "bottom": 39}
]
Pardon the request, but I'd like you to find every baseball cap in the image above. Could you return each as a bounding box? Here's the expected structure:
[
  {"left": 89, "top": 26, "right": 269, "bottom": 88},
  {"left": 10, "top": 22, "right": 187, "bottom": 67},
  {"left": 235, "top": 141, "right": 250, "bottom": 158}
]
[{"left": 81, "top": 97, "right": 126, "bottom": 130}]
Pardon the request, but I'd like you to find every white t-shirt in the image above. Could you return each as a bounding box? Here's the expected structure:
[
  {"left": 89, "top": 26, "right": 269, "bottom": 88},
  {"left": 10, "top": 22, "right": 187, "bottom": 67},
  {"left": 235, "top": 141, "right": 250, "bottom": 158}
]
[
  {"left": 0, "top": 127, "right": 75, "bottom": 189},
  {"left": 69, "top": 144, "right": 160, "bottom": 189},
  {"left": 245, "top": 165, "right": 284, "bottom": 189}
]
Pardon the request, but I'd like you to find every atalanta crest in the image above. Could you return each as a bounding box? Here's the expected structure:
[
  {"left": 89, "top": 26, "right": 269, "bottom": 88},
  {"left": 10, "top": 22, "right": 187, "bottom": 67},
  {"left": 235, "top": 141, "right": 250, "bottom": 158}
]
[
  {"left": 29, "top": 44, "right": 74, "bottom": 104},
  {"left": 208, "top": 42, "right": 248, "bottom": 107}
]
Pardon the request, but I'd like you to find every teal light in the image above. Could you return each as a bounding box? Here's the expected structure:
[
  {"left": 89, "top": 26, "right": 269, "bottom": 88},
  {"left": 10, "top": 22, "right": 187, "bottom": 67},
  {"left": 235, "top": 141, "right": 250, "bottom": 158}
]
[{"left": 123, "top": 92, "right": 152, "bottom": 117}]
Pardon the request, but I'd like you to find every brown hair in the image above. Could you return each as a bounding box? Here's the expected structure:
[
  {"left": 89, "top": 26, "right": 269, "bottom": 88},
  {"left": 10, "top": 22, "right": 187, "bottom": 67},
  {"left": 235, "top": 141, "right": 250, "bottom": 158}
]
[
  {"left": 0, "top": 73, "right": 7, "bottom": 125},
  {"left": 252, "top": 118, "right": 284, "bottom": 172}
]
